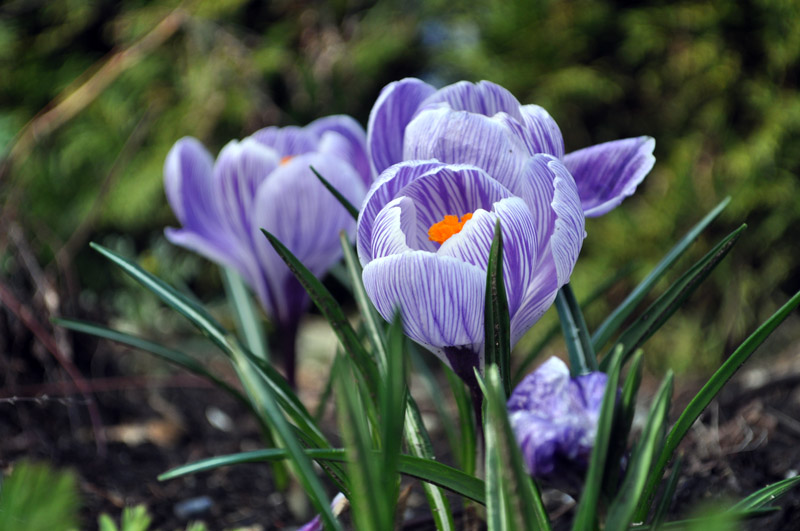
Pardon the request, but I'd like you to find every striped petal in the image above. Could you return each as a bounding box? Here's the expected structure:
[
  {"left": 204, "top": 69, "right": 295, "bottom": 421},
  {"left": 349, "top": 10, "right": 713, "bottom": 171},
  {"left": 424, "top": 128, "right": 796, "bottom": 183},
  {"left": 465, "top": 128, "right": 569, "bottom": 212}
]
[
  {"left": 253, "top": 153, "right": 365, "bottom": 324},
  {"left": 403, "top": 108, "right": 530, "bottom": 194},
  {"left": 519, "top": 104, "right": 565, "bottom": 158},
  {"left": 370, "top": 196, "right": 417, "bottom": 259},
  {"left": 251, "top": 125, "right": 318, "bottom": 156},
  {"left": 564, "top": 136, "right": 655, "bottom": 217},
  {"left": 357, "top": 160, "right": 448, "bottom": 265},
  {"left": 437, "top": 197, "right": 537, "bottom": 316},
  {"left": 417, "top": 80, "right": 524, "bottom": 122},
  {"left": 367, "top": 78, "right": 436, "bottom": 176},
  {"left": 362, "top": 251, "right": 486, "bottom": 364},
  {"left": 310, "top": 115, "right": 371, "bottom": 186}
]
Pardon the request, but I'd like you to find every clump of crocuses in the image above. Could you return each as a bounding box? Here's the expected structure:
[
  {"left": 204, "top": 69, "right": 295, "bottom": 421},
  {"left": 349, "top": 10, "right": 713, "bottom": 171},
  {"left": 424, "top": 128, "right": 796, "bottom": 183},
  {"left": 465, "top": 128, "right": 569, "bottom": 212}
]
[
  {"left": 508, "top": 357, "right": 608, "bottom": 492},
  {"left": 164, "top": 116, "right": 370, "bottom": 385}
]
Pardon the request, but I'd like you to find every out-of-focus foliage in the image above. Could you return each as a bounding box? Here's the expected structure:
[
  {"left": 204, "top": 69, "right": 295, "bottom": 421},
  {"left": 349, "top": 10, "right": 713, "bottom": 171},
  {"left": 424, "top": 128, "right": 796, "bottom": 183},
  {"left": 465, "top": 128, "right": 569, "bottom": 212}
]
[
  {"left": 0, "top": 460, "right": 80, "bottom": 531},
  {"left": 2, "top": 0, "right": 798, "bottom": 371}
]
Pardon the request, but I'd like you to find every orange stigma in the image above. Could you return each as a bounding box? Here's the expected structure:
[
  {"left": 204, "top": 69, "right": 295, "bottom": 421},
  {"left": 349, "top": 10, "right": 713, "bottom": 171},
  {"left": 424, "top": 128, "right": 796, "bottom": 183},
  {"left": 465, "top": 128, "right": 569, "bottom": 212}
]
[
  {"left": 280, "top": 155, "right": 294, "bottom": 165},
  {"left": 428, "top": 213, "right": 474, "bottom": 245}
]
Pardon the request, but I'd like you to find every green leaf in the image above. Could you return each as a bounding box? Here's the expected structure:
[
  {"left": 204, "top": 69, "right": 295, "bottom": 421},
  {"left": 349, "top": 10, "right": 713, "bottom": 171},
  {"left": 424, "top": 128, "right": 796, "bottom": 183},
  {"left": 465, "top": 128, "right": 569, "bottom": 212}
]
[
  {"left": 310, "top": 165, "right": 359, "bottom": 219},
  {"left": 262, "top": 229, "right": 379, "bottom": 392},
  {"left": 90, "top": 242, "right": 230, "bottom": 351},
  {"left": 334, "top": 355, "right": 392, "bottom": 531},
  {"left": 603, "top": 349, "right": 644, "bottom": 494},
  {"left": 379, "top": 314, "right": 408, "bottom": 515},
  {"left": 606, "top": 371, "right": 673, "bottom": 529},
  {"left": 340, "top": 232, "right": 388, "bottom": 371},
  {"left": 55, "top": 318, "right": 251, "bottom": 408},
  {"left": 636, "top": 288, "right": 800, "bottom": 521},
  {"left": 403, "top": 397, "right": 457, "bottom": 529},
  {"left": 730, "top": 475, "right": 800, "bottom": 511},
  {"left": 555, "top": 283, "right": 598, "bottom": 376},
  {"left": 480, "top": 365, "right": 551, "bottom": 531},
  {"left": 592, "top": 197, "right": 731, "bottom": 351},
  {"left": 573, "top": 344, "right": 624, "bottom": 530},
  {"left": 650, "top": 456, "right": 682, "bottom": 528},
  {"left": 484, "top": 219, "right": 512, "bottom": 395},
  {"left": 221, "top": 267, "right": 269, "bottom": 362},
  {"left": 159, "top": 448, "right": 486, "bottom": 504},
  {"left": 445, "top": 364, "right": 478, "bottom": 476},
  {"left": 601, "top": 224, "right": 746, "bottom": 371}
]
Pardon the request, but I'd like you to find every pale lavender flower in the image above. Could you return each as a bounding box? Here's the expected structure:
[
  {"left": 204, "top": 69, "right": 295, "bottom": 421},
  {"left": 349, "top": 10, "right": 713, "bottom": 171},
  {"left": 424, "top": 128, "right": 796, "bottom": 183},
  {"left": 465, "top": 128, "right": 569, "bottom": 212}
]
[
  {"left": 367, "top": 78, "right": 655, "bottom": 217},
  {"left": 297, "top": 492, "right": 348, "bottom": 531},
  {"left": 164, "top": 116, "right": 369, "bottom": 382},
  {"left": 508, "top": 357, "right": 608, "bottom": 491},
  {"left": 357, "top": 159, "right": 584, "bottom": 390}
]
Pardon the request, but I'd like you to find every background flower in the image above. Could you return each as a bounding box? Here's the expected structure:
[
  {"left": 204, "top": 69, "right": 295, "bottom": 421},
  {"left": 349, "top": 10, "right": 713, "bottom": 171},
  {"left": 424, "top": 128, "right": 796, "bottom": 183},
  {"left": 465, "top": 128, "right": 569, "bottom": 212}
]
[
  {"left": 367, "top": 78, "right": 654, "bottom": 218},
  {"left": 358, "top": 160, "right": 584, "bottom": 387},
  {"left": 508, "top": 356, "right": 608, "bottom": 491},
  {"left": 164, "top": 116, "right": 368, "bottom": 381}
]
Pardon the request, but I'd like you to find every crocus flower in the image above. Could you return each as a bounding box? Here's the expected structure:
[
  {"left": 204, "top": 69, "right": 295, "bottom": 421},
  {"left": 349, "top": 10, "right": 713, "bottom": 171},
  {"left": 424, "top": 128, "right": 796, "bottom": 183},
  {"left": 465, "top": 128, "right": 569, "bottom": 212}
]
[
  {"left": 164, "top": 116, "right": 369, "bottom": 383},
  {"left": 297, "top": 492, "right": 348, "bottom": 531},
  {"left": 357, "top": 159, "right": 585, "bottom": 391},
  {"left": 508, "top": 357, "right": 608, "bottom": 492},
  {"left": 367, "top": 78, "right": 655, "bottom": 217}
]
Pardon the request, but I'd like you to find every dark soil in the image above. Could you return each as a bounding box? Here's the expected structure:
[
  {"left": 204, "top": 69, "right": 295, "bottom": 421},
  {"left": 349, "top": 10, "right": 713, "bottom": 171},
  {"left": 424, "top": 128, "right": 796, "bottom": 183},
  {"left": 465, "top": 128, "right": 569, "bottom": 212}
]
[{"left": 3, "top": 304, "right": 800, "bottom": 530}]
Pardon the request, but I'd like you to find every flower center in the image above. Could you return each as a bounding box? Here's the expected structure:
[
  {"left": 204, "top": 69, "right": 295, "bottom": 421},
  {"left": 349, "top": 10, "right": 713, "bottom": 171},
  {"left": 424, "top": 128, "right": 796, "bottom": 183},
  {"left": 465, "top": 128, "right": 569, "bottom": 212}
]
[
  {"left": 428, "top": 213, "right": 474, "bottom": 245},
  {"left": 280, "top": 155, "right": 294, "bottom": 165}
]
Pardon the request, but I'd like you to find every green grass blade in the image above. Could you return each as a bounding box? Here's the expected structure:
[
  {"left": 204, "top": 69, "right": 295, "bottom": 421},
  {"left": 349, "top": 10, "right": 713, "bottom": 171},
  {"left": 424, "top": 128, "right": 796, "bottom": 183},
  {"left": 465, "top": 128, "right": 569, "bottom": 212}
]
[
  {"left": 573, "top": 344, "right": 624, "bottom": 530},
  {"left": 484, "top": 219, "right": 511, "bottom": 395},
  {"left": 592, "top": 197, "right": 731, "bottom": 351},
  {"left": 91, "top": 242, "right": 230, "bottom": 351},
  {"left": 410, "top": 349, "right": 466, "bottom": 473},
  {"left": 730, "top": 475, "right": 800, "bottom": 511},
  {"left": 334, "top": 355, "right": 391, "bottom": 531},
  {"left": 481, "top": 365, "right": 552, "bottom": 531},
  {"left": 606, "top": 371, "right": 673, "bottom": 529},
  {"left": 601, "top": 224, "right": 746, "bottom": 371},
  {"left": 444, "top": 365, "right": 478, "bottom": 476},
  {"left": 310, "top": 165, "right": 360, "bottom": 220},
  {"left": 650, "top": 455, "right": 682, "bottom": 528},
  {"left": 603, "top": 349, "right": 644, "bottom": 494},
  {"left": 221, "top": 267, "right": 269, "bottom": 362},
  {"left": 340, "top": 232, "right": 388, "bottom": 371},
  {"left": 160, "top": 448, "right": 486, "bottom": 504},
  {"left": 555, "top": 283, "right": 598, "bottom": 376},
  {"left": 262, "top": 230, "right": 379, "bottom": 392},
  {"left": 55, "top": 317, "right": 250, "bottom": 407},
  {"left": 484, "top": 406, "right": 509, "bottom": 531},
  {"left": 636, "top": 288, "right": 800, "bottom": 521},
  {"left": 379, "top": 315, "right": 408, "bottom": 514},
  {"left": 404, "top": 397, "right": 457, "bottom": 530}
]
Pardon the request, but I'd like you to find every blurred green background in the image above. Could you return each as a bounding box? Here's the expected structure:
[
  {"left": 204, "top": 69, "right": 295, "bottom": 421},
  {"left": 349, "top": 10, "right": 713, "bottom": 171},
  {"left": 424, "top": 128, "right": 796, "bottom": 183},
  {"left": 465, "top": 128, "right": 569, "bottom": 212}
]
[{"left": 2, "top": 0, "right": 798, "bottom": 374}]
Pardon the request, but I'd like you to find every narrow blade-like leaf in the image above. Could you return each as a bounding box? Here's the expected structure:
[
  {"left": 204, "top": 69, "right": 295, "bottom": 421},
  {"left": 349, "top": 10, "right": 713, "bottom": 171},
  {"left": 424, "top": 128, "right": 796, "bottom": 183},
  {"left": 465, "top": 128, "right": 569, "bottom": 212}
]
[
  {"left": 601, "top": 224, "right": 746, "bottom": 371},
  {"left": 606, "top": 372, "right": 673, "bottom": 529},
  {"left": 484, "top": 220, "right": 511, "bottom": 395},
  {"left": 636, "top": 288, "right": 800, "bottom": 520},
  {"left": 310, "top": 165, "right": 359, "bottom": 219},
  {"left": 480, "top": 365, "right": 551, "bottom": 531},
  {"left": 262, "top": 229, "right": 379, "bottom": 391},
  {"left": 555, "top": 284, "right": 597, "bottom": 376},
  {"left": 592, "top": 197, "right": 731, "bottom": 351},
  {"left": 160, "top": 448, "right": 486, "bottom": 504},
  {"left": 573, "top": 344, "right": 624, "bottom": 530},
  {"left": 730, "top": 475, "right": 800, "bottom": 511},
  {"left": 221, "top": 267, "right": 269, "bottom": 362}
]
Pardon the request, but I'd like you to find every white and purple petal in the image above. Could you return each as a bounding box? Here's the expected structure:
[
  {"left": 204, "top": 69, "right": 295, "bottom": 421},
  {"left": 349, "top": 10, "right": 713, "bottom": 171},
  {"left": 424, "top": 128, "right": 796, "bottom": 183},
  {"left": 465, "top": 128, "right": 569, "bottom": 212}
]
[
  {"left": 417, "top": 80, "right": 524, "bottom": 122},
  {"left": 367, "top": 78, "right": 436, "bottom": 176},
  {"left": 309, "top": 115, "right": 371, "bottom": 185},
  {"left": 403, "top": 108, "right": 530, "bottom": 195},
  {"left": 362, "top": 251, "right": 485, "bottom": 365},
  {"left": 564, "top": 136, "right": 655, "bottom": 217}
]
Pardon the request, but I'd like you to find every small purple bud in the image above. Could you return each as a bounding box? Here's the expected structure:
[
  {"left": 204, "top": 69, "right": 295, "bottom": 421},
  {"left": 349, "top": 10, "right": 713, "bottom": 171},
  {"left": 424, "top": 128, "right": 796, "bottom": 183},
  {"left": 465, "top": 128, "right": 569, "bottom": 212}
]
[{"left": 508, "top": 357, "right": 608, "bottom": 492}]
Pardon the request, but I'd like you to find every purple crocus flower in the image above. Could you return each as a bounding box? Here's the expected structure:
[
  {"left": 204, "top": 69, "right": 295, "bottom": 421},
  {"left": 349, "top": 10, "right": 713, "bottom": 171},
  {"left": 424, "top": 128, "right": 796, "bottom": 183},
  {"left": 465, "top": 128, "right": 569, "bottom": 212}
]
[
  {"left": 164, "top": 116, "right": 369, "bottom": 383},
  {"left": 508, "top": 357, "right": 608, "bottom": 492},
  {"left": 367, "top": 78, "right": 655, "bottom": 217},
  {"left": 357, "top": 159, "right": 585, "bottom": 391}
]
